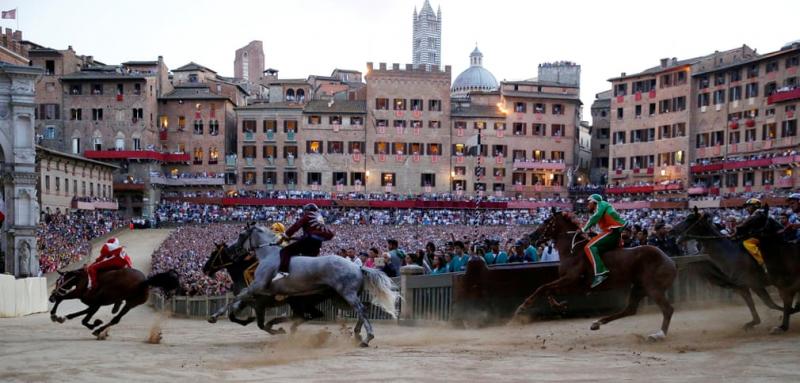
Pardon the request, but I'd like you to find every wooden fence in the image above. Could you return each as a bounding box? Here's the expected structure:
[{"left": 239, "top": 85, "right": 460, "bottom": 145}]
[{"left": 149, "top": 255, "right": 736, "bottom": 323}]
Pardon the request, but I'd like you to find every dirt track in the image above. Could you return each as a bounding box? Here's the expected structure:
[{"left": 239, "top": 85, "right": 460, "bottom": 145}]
[{"left": 1, "top": 229, "right": 799, "bottom": 382}]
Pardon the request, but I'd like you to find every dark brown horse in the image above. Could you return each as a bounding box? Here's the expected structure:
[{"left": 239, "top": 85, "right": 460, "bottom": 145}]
[
  {"left": 670, "top": 207, "right": 783, "bottom": 331},
  {"left": 672, "top": 207, "right": 799, "bottom": 333},
  {"left": 512, "top": 208, "right": 677, "bottom": 341},
  {"left": 49, "top": 268, "right": 179, "bottom": 339}
]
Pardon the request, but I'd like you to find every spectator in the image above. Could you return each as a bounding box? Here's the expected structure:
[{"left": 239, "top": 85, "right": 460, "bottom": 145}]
[
  {"left": 387, "top": 239, "right": 405, "bottom": 272},
  {"left": 647, "top": 222, "right": 681, "bottom": 257},
  {"left": 541, "top": 242, "right": 560, "bottom": 262}
]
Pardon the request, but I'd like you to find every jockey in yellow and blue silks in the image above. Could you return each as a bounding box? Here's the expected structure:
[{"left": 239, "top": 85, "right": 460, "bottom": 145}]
[
  {"left": 735, "top": 198, "right": 766, "bottom": 269},
  {"left": 581, "top": 194, "right": 626, "bottom": 288}
]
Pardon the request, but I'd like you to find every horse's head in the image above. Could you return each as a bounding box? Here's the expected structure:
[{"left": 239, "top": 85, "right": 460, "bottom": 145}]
[
  {"left": 222, "top": 223, "right": 282, "bottom": 261},
  {"left": 49, "top": 269, "right": 84, "bottom": 302},
  {"left": 670, "top": 206, "right": 718, "bottom": 242},
  {"left": 202, "top": 241, "right": 236, "bottom": 277},
  {"left": 531, "top": 207, "right": 579, "bottom": 245}
]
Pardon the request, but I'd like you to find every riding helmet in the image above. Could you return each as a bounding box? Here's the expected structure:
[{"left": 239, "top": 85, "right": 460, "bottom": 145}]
[
  {"left": 303, "top": 203, "right": 319, "bottom": 212},
  {"left": 588, "top": 194, "right": 603, "bottom": 204},
  {"left": 788, "top": 193, "right": 800, "bottom": 201},
  {"left": 270, "top": 222, "right": 286, "bottom": 233},
  {"left": 744, "top": 198, "right": 762, "bottom": 208}
]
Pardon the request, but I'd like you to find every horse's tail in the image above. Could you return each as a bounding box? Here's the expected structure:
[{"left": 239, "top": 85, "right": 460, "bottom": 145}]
[
  {"left": 361, "top": 267, "right": 400, "bottom": 319},
  {"left": 144, "top": 270, "right": 181, "bottom": 296}
]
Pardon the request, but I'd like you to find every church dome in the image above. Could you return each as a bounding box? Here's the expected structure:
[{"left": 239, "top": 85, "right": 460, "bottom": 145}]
[{"left": 451, "top": 46, "right": 499, "bottom": 97}]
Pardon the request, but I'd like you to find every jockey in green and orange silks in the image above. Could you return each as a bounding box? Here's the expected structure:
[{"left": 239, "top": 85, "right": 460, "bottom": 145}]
[{"left": 581, "top": 194, "right": 626, "bottom": 288}]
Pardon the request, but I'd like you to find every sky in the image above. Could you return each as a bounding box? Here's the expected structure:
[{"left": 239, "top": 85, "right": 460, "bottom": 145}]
[{"left": 6, "top": 0, "right": 800, "bottom": 116}]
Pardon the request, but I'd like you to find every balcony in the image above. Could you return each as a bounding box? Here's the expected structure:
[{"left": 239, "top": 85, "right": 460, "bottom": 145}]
[
  {"left": 604, "top": 185, "right": 655, "bottom": 195},
  {"left": 610, "top": 169, "right": 627, "bottom": 179},
  {"left": 690, "top": 163, "right": 723, "bottom": 173},
  {"left": 71, "top": 199, "right": 119, "bottom": 210},
  {"left": 150, "top": 175, "right": 225, "bottom": 186},
  {"left": 286, "top": 131, "right": 296, "bottom": 141},
  {"left": 722, "top": 158, "right": 772, "bottom": 170},
  {"left": 244, "top": 157, "right": 255, "bottom": 167},
  {"left": 286, "top": 157, "right": 295, "bottom": 167},
  {"left": 84, "top": 150, "right": 190, "bottom": 163},
  {"left": 512, "top": 160, "right": 566, "bottom": 171},
  {"left": 767, "top": 88, "right": 800, "bottom": 104},
  {"left": 687, "top": 187, "right": 708, "bottom": 195},
  {"left": 266, "top": 131, "right": 275, "bottom": 141},
  {"left": 225, "top": 154, "right": 237, "bottom": 168},
  {"left": 243, "top": 131, "right": 255, "bottom": 142}
]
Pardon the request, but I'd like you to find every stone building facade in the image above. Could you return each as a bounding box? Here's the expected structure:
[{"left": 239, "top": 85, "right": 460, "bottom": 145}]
[
  {"left": 590, "top": 90, "right": 611, "bottom": 185},
  {"left": 0, "top": 62, "right": 42, "bottom": 277},
  {"left": 36, "top": 145, "right": 117, "bottom": 213},
  {"left": 234, "top": 40, "right": 265, "bottom": 83},
  {"left": 365, "top": 62, "right": 451, "bottom": 194}
]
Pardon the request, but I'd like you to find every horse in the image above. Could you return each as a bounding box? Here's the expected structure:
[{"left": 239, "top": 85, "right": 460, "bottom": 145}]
[
  {"left": 203, "top": 240, "right": 337, "bottom": 335},
  {"left": 207, "top": 225, "right": 399, "bottom": 347},
  {"left": 512, "top": 208, "right": 676, "bottom": 341},
  {"left": 672, "top": 207, "right": 797, "bottom": 330},
  {"left": 49, "top": 268, "right": 180, "bottom": 339}
]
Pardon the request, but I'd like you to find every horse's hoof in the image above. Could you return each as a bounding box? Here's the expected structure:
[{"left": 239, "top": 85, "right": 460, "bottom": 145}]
[
  {"left": 770, "top": 326, "right": 787, "bottom": 335},
  {"left": 276, "top": 327, "right": 286, "bottom": 335},
  {"left": 207, "top": 317, "right": 217, "bottom": 324},
  {"left": 94, "top": 329, "right": 109, "bottom": 340},
  {"left": 590, "top": 322, "right": 601, "bottom": 331},
  {"left": 646, "top": 330, "right": 666, "bottom": 342},
  {"left": 359, "top": 342, "right": 369, "bottom": 348},
  {"left": 742, "top": 322, "right": 758, "bottom": 331}
]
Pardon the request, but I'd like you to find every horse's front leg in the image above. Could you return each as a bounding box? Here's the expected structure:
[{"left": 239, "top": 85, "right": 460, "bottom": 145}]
[
  {"left": 208, "top": 283, "right": 264, "bottom": 323},
  {"left": 50, "top": 298, "right": 65, "bottom": 323},
  {"left": 512, "top": 274, "right": 578, "bottom": 323}
]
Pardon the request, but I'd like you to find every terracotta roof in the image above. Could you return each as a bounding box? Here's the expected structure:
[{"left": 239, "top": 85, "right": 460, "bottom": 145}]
[
  {"left": 236, "top": 101, "right": 305, "bottom": 110},
  {"left": 303, "top": 100, "right": 366, "bottom": 114},
  {"left": 159, "top": 85, "right": 230, "bottom": 101},
  {"left": 172, "top": 62, "right": 217, "bottom": 73}
]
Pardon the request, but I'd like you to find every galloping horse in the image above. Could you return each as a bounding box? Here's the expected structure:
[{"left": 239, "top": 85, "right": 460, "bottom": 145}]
[
  {"left": 50, "top": 268, "right": 180, "bottom": 339},
  {"left": 671, "top": 207, "right": 796, "bottom": 333},
  {"left": 513, "top": 208, "right": 676, "bottom": 341},
  {"left": 207, "top": 225, "right": 399, "bottom": 347},
  {"left": 203, "top": 240, "right": 336, "bottom": 335}
]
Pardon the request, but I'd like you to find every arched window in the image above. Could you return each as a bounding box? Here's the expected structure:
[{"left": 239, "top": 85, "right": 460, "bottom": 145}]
[
  {"left": 296, "top": 89, "right": 305, "bottom": 102},
  {"left": 115, "top": 132, "right": 125, "bottom": 150},
  {"left": 286, "top": 89, "right": 295, "bottom": 102}
]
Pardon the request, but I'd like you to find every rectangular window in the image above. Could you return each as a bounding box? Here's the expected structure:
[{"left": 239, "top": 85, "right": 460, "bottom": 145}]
[
  {"left": 307, "top": 115, "right": 321, "bottom": 125},
  {"left": 348, "top": 141, "right": 365, "bottom": 154},
  {"left": 551, "top": 124, "right": 565, "bottom": 137},
  {"left": 730, "top": 70, "right": 741, "bottom": 83},
  {"left": 394, "top": 120, "right": 406, "bottom": 128},
  {"left": 283, "top": 145, "right": 298, "bottom": 159},
  {"left": 551, "top": 104, "right": 563, "bottom": 115},
  {"left": 492, "top": 145, "right": 507, "bottom": 157},
  {"left": 421, "top": 173, "right": 436, "bottom": 187},
  {"left": 55, "top": 177, "right": 60, "bottom": 192},
  {"left": 714, "top": 73, "right": 726, "bottom": 86},
  {"left": 729, "top": 131, "right": 741, "bottom": 144},
  {"left": 617, "top": 107, "right": 623, "bottom": 119},
  {"left": 284, "top": 120, "right": 297, "bottom": 132},
  {"left": 614, "top": 83, "right": 628, "bottom": 96},
  {"left": 429, "top": 120, "right": 441, "bottom": 129},
  {"left": 242, "top": 145, "right": 256, "bottom": 159},
  {"left": 726, "top": 174, "right": 739, "bottom": 188},
  {"left": 375, "top": 141, "right": 389, "bottom": 154},
  {"left": 452, "top": 143, "right": 466, "bottom": 156},
  {"left": 393, "top": 142, "right": 407, "bottom": 155},
  {"left": 393, "top": 98, "right": 406, "bottom": 110},
  {"left": 193, "top": 147, "right": 204, "bottom": 164},
  {"left": 697, "top": 93, "right": 710, "bottom": 107},
  {"left": 328, "top": 141, "right": 344, "bottom": 154},
  {"left": 307, "top": 172, "right": 322, "bottom": 185},
  {"left": 242, "top": 119, "right": 256, "bottom": 133},
  {"left": 747, "top": 64, "right": 759, "bottom": 78},
  {"left": 532, "top": 123, "right": 546, "bottom": 136},
  {"left": 454, "top": 166, "right": 466, "bottom": 176},
  {"left": 284, "top": 171, "right": 297, "bottom": 185},
  {"left": 381, "top": 173, "right": 396, "bottom": 186},
  {"left": 351, "top": 172, "right": 365, "bottom": 186},
  {"left": 713, "top": 89, "right": 725, "bottom": 105},
  {"left": 493, "top": 168, "right": 506, "bottom": 178},
  {"left": 512, "top": 172, "right": 526, "bottom": 185},
  {"left": 410, "top": 99, "right": 423, "bottom": 111},
  {"left": 375, "top": 98, "right": 389, "bottom": 110},
  {"left": 766, "top": 61, "right": 779, "bottom": 73},
  {"left": 613, "top": 131, "right": 626, "bottom": 144},
  {"left": 730, "top": 86, "right": 742, "bottom": 101},
  {"left": 262, "top": 145, "right": 277, "bottom": 159},
  {"left": 116, "top": 83, "right": 124, "bottom": 96},
  {"left": 350, "top": 116, "right": 363, "bottom": 126},
  {"left": 263, "top": 171, "right": 277, "bottom": 185},
  {"left": 329, "top": 115, "right": 342, "bottom": 125},
  {"left": 514, "top": 102, "right": 526, "bottom": 113},
  {"left": 745, "top": 83, "right": 758, "bottom": 98},
  {"left": 512, "top": 149, "right": 526, "bottom": 161},
  {"left": 765, "top": 82, "right": 778, "bottom": 97},
  {"left": 512, "top": 123, "right": 526, "bottom": 136},
  {"left": 781, "top": 120, "right": 797, "bottom": 137},
  {"left": 762, "top": 171, "right": 774, "bottom": 185},
  {"left": 426, "top": 143, "right": 441, "bottom": 156},
  {"left": 613, "top": 157, "right": 626, "bottom": 171},
  {"left": 410, "top": 120, "right": 423, "bottom": 128},
  {"left": 263, "top": 120, "right": 277, "bottom": 133},
  {"left": 551, "top": 151, "right": 565, "bottom": 161},
  {"left": 92, "top": 108, "right": 103, "bottom": 121},
  {"left": 70, "top": 108, "right": 81, "bottom": 120},
  {"left": 306, "top": 140, "right": 322, "bottom": 154},
  {"left": 70, "top": 84, "right": 82, "bottom": 95},
  {"left": 745, "top": 128, "right": 757, "bottom": 142},
  {"left": 409, "top": 142, "right": 423, "bottom": 155},
  {"left": 474, "top": 121, "right": 486, "bottom": 130},
  {"left": 376, "top": 119, "right": 388, "bottom": 127},
  {"left": 762, "top": 123, "right": 777, "bottom": 140},
  {"left": 208, "top": 147, "right": 219, "bottom": 163},
  {"left": 194, "top": 120, "right": 204, "bottom": 135},
  {"left": 134, "top": 83, "right": 141, "bottom": 95},
  {"left": 91, "top": 84, "right": 103, "bottom": 95},
  {"left": 698, "top": 76, "right": 710, "bottom": 90},
  {"left": 332, "top": 172, "right": 347, "bottom": 186},
  {"left": 428, "top": 99, "right": 441, "bottom": 111}
]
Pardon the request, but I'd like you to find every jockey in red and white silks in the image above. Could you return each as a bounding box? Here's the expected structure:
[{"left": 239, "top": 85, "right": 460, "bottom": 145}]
[{"left": 86, "top": 237, "right": 132, "bottom": 290}]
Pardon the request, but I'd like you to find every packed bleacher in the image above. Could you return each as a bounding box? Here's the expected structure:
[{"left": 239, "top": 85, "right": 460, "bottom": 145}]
[{"left": 37, "top": 210, "right": 129, "bottom": 274}]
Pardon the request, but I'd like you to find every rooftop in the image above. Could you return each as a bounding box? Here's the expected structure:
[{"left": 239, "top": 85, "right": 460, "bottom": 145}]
[
  {"left": 159, "top": 85, "right": 231, "bottom": 101},
  {"left": 303, "top": 100, "right": 366, "bottom": 114},
  {"left": 36, "top": 145, "right": 119, "bottom": 169},
  {"left": 450, "top": 104, "right": 506, "bottom": 118},
  {"left": 236, "top": 101, "right": 305, "bottom": 110},
  {"left": 172, "top": 62, "right": 216, "bottom": 73}
]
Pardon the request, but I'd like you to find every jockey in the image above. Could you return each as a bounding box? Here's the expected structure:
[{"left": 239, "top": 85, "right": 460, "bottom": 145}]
[
  {"left": 783, "top": 193, "right": 800, "bottom": 240},
  {"left": 580, "top": 194, "right": 626, "bottom": 288},
  {"left": 273, "top": 203, "right": 334, "bottom": 282},
  {"left": 734, "top": 198, "right": 767, "bottom": 269},
  {"left": 270, "top": 222, "right": 286, "bottom": 238},
  {"left": 85, "top": 237, "right": 132, "bottom": 291}
]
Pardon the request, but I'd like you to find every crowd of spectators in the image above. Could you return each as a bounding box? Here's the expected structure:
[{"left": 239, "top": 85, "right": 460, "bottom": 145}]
[
  {"left": 37, "top": 210, "right": 128, "bottom": 273},
  {"left": 161, "top": 190, "right": 570, "bottom": 204}
]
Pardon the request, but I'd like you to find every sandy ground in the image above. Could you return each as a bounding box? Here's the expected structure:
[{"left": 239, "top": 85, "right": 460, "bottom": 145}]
[{"left": 1, "top": 229, "right": 799, "bottom": 382}]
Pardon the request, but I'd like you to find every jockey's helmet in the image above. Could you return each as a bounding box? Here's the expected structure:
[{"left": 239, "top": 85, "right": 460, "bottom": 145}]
[
  {"left": 303, "top": 203, "right": 319, "bottom": 212},
  {"left": 270, "top": 222, "right": 286, "bottom": 234},
  {"left": 788, "top": 193, "right": 800, "bottom": 201},
  {"left": 744, "top": 198, "right": 762, "bottom": 208},
  {"left": 587, "top": 194, "right": 603, "bottom": 204},
  {"left": 100, "top": 237, "right": 122, "bottom": 256}
]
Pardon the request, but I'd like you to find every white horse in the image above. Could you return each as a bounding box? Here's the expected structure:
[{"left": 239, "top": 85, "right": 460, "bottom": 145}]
[{"left": 208, "top": 224, "right": 399, "bottom": 347}]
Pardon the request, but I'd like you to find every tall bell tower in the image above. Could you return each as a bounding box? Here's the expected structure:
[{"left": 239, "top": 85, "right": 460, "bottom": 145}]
[{"left": 412, "top": 1, "right": 441, "bottom": 69}]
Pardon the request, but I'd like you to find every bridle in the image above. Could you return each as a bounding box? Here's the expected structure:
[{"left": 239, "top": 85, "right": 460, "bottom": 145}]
[
  {"left": 537, "top": 216, "right": 589, "bottom": 256},
  {"left": 208, "top": 244, "right": 234, "bottom": 271},
  {"left": 674, "top": 214, "right": 728, "bottom": 241},
  {"left": 53, "top": 272, "right": 79, "bottom": 297}
]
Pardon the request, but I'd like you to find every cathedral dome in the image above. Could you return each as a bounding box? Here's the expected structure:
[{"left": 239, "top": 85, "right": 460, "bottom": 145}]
[{"left": 451, "top": 46, "right": 499, "bottom": 97}]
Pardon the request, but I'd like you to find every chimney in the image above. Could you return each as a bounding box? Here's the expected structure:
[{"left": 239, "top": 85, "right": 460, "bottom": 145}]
[
  {"left": 660, "top": 58, "right": 669, "bottom": 68},
  {"left": 12, "top": 30, "right": 21, "bottom": 41},
  {"left": 672, "top": 57, "right": 678, "bottom": 65},
  {"left": 621, "top": 72, "right": 626, "bottom": 77}
]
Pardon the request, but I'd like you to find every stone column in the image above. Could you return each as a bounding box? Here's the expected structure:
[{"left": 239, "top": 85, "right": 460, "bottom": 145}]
[{"left": 399, "top": 264, "right": 424, "bottom": 321}]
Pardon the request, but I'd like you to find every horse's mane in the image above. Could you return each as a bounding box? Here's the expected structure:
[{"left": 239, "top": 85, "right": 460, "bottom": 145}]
[{"left": 559, "top": 211, "right": 582, "bottom": 229}]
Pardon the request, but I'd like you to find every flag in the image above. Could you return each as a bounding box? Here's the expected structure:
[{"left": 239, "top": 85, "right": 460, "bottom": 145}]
[{"left": 1, "top": 9, "right": 16, "bottom": 19}]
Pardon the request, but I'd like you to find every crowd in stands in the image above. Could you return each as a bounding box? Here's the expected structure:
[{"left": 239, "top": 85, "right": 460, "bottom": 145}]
[
  {"left": 161, "top": 190, "right": 570, "bottom": 204},
  {"left": 37, "top": 210, "right": 128, "bottom": 273}
]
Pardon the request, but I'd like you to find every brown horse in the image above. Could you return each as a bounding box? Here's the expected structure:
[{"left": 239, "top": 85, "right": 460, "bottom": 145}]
[
  {"left": 512, "top": 208, "right": 677, "bottom": 341},
  {"left": 49, "top": 268, "right": 179, "bottom": 339}
]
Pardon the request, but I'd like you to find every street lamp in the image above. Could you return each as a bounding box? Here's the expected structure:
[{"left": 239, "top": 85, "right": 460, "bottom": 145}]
[{"left": 660, "top": 169, "right": 666, "bottom": 177}]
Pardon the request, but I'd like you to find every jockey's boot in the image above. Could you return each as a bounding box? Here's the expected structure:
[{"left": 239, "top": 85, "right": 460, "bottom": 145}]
[
  {"left": 591, "top": 272, "right": 608, "bottom": 288},
  {"left": 272, "top": 272, "right": 288, "bottom": 283}
]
